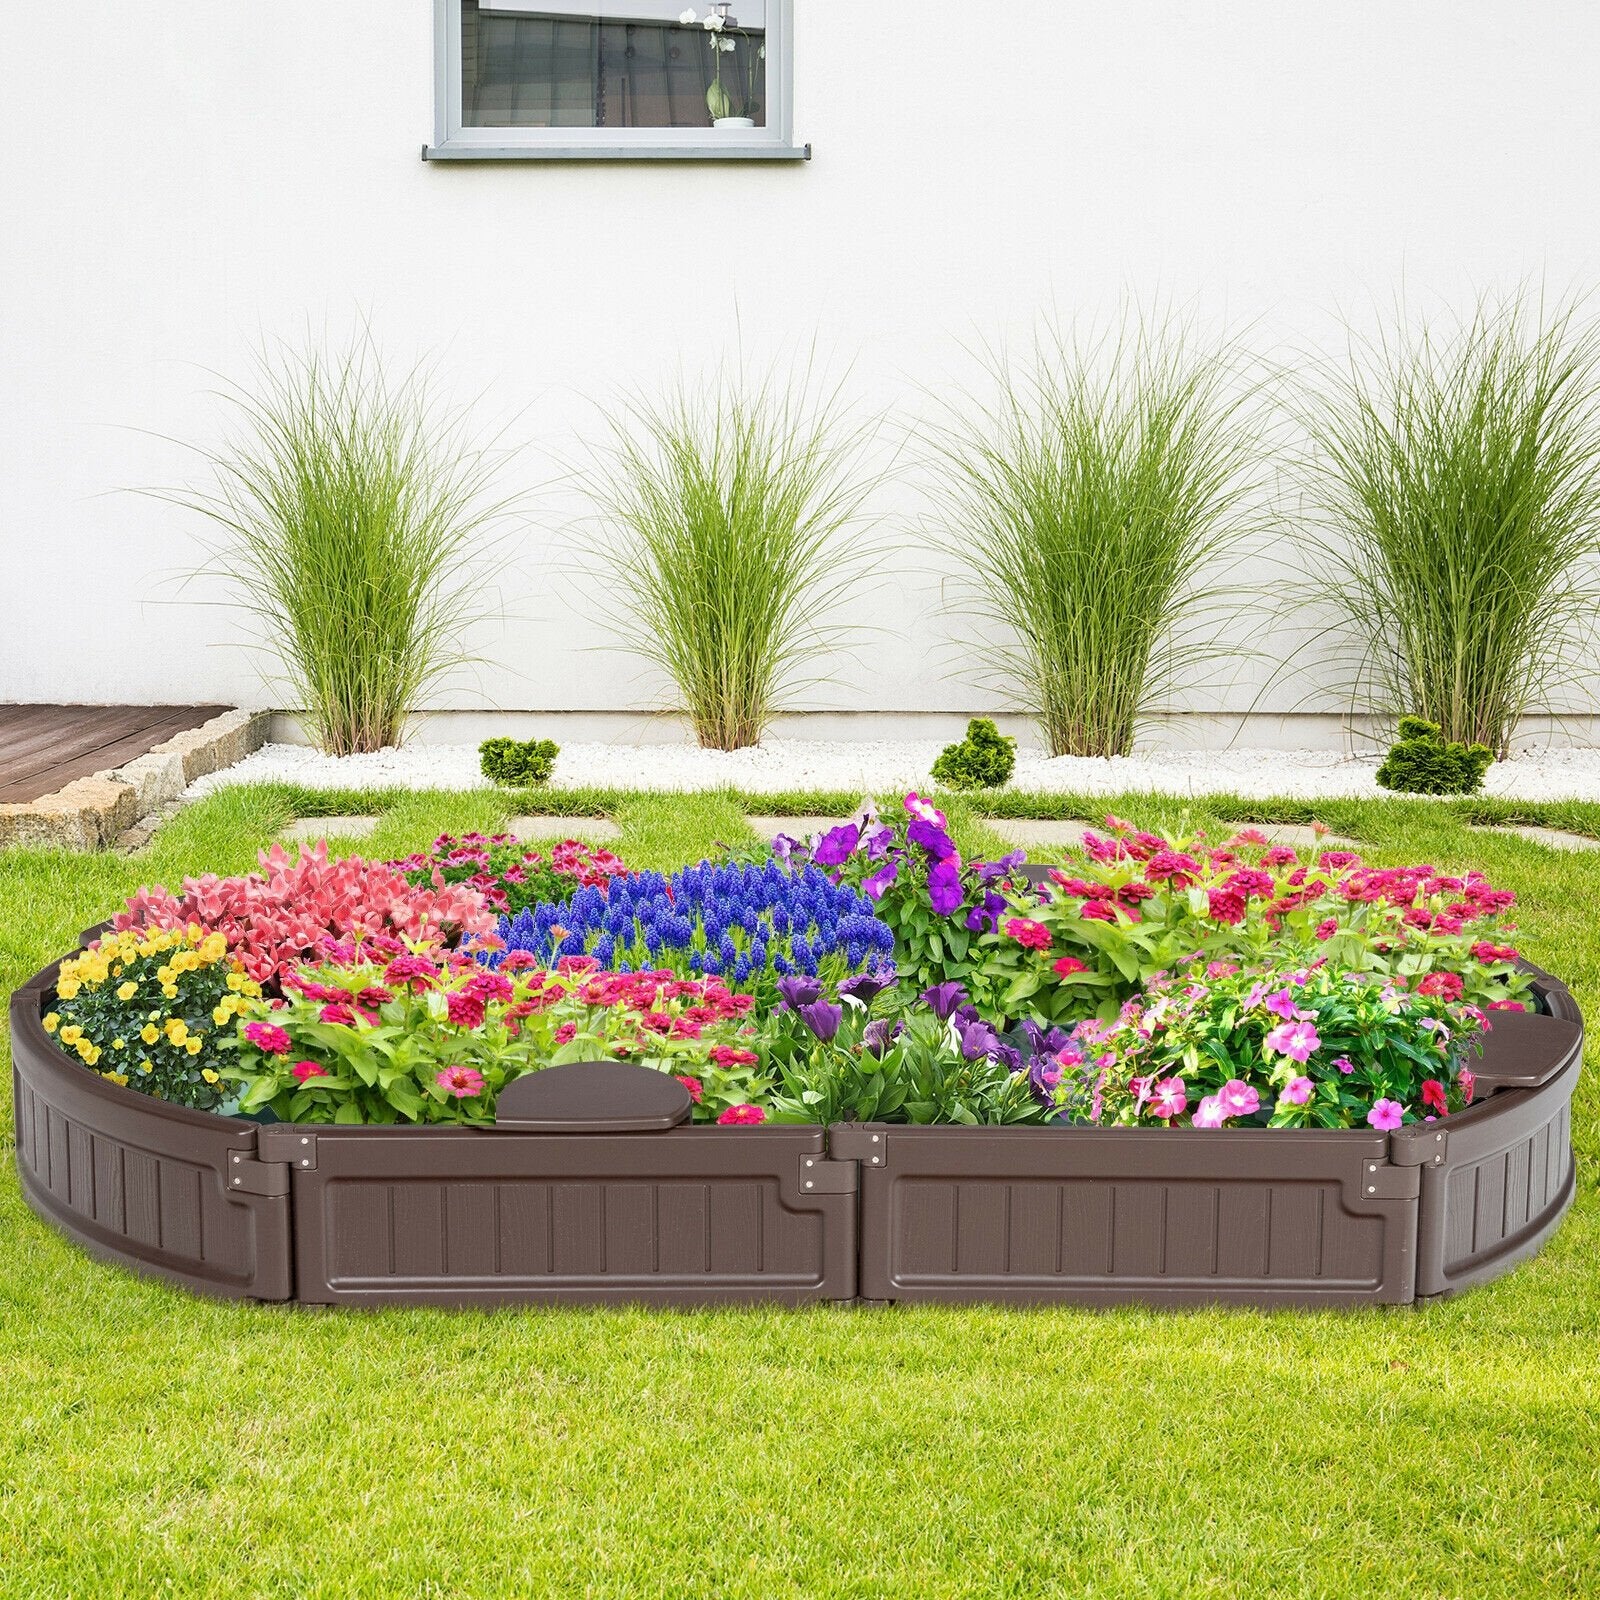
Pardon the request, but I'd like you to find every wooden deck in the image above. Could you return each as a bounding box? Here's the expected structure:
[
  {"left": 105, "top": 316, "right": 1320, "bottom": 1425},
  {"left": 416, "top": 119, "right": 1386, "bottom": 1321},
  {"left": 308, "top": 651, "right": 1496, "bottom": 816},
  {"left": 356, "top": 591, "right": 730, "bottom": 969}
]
[{"left": 0, "top": 705, "right": 229, "bottom": 805}]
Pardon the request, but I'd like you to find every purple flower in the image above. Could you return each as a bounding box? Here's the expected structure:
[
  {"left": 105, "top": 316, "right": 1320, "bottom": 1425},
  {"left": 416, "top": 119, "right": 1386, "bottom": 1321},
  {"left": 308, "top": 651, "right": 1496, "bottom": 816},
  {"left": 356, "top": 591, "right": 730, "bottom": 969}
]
[
  {"left": 1367, "top": 1098, "right": 1405, "bottom": 1131},
  {"left": 796, "top": 1000, "right": 843, "bottom": 1042},
  {"left": 927, "top": 858, "right": 963, "bottom": 916},
  {"left": 921, "top": 981, "right": 968, "bottom": 1021},
  {"left": 862, "top": 1018, "right": 904, "bottom": 1057},
  {"left": 864, "top": 827, "right": 896, "bottom": 861},
  {"left": 907, "top": 818, "right": 957, "bottom": 861},
  {"left": 958, "top": 1020, "right": 999, "bottom": 1060},
  {"left": 838, "top": 968, "right": 897, "bottom": 1004},
  {"left": 777, "top": 974, "right": 824, "bottom": 1010},
  {"left": 770, "top": 832, "right": 803, "bottom": 864},
  {"left": 862, "top": 855, "right": 901, "bottom": 900},
  {"left": 975, "top": 852, "right": 1025, "bottom": 885},
  {"left": 965, "top": 889, "right": 1008, "bottom": 934},
  {"left": 812, "top": 823, "right": 861, "bottom": 868}
]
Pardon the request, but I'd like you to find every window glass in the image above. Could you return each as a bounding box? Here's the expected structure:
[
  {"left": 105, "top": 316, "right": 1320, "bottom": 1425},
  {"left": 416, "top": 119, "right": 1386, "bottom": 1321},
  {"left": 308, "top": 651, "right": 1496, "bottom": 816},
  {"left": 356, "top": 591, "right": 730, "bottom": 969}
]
[{"left": 463, "top": 1, "right": 769, "bottom": 129}]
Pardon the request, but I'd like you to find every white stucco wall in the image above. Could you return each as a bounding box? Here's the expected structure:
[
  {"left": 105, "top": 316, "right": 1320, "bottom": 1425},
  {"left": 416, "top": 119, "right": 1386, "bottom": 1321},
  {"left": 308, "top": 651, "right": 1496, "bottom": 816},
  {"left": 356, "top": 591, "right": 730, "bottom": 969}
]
[{"left": 4, "top": 2, "right": 1598, "bottom": 745}]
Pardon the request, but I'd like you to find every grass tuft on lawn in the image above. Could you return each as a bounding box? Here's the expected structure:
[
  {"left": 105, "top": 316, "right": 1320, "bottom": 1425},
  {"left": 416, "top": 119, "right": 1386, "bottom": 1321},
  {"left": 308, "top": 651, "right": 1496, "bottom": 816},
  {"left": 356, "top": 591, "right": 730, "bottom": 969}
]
[{"left": 1, "top": 789, "right": 1597, "bottom": 1599}]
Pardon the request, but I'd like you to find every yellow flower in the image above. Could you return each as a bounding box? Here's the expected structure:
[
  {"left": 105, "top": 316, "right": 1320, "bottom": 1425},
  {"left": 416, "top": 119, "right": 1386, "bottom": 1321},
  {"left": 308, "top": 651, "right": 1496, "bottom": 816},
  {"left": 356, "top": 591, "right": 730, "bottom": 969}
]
[
  {"left": 101, "top": 1071, "right": 129, "bottom": 1087},
  {"left": 56, "top": 979, "right": 81, "bottom": 1000},
  {"left": 117, "top": 981, "right": 138, "bottom": 1001},
  {"left": 185, "top": 1037, "right": 204, "bottom": 1056},
  {"left": 212, "top": 1006, "right": 231, "bottom": 1026},
  {"left": 42, "top": 1013, "right": 59, "bottom": 1034},
  {"left": 161, "top": 985, "right": 179, "bottom": 1000},
  {"left": 242, "top": 981, "right": 262, "bottom": 998},
  {"left": 77, "top": 1040, "right": 101, "bottom": 1065},
  {"left": 226, "top": 973, "right": 247, "bottom": 992},
  {"left": 199, "top": 933, "right": 228, "bottom": 965},
  {"left": 164, "top": 1019, "right": 188, "bottom": 1044},
  {"left": 140, "top": 1024, "right": 160, "bottom": 1046},
  {"left": 156, "top": 966, "right": 174, "bottom": 985},
  {"left": 137, "top": 1060, "right": 153, "bottom": 1075},
  {"left": 201, "top": 1069, "right": 220, "bottom": 1084},
  {"left": 112, "top": 1038, "right": 127, "bottom": 1051},
  {"left": 58, "top": 1025, "right": 83, "bottom": 1045}
]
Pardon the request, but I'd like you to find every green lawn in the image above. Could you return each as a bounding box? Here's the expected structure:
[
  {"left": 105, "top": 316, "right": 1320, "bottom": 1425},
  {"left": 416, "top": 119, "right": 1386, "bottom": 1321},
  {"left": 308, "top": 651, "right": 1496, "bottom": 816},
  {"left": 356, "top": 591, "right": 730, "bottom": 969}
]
[{"left": 2, "top": 785, "right": 1598, "bottom": 1599}]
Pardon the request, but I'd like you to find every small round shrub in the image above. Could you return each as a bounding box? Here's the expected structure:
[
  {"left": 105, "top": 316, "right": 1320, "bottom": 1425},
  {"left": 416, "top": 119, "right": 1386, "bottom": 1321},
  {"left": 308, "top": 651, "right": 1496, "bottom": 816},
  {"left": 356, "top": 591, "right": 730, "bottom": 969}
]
[
  {"left": 931, "top": 718, "right": 1016, "bottom": 791},
  {"left": 480, "top": 737, "right": 559, "bottom": 787},
  {"left": 1376, "top": 716, "right": 1493, "bottom": 796}
]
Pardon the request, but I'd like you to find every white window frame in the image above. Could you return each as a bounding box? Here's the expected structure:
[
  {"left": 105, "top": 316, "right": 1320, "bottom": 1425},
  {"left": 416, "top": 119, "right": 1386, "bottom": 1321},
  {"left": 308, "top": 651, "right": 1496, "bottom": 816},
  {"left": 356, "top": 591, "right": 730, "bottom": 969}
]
[{"left": 426, "top": 0, "right": 807, "bottom": 161}]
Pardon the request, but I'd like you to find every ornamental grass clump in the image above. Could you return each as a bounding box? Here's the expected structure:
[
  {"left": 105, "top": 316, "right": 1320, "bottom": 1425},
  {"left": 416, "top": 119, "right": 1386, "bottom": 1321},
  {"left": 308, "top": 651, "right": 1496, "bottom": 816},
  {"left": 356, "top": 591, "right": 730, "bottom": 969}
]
[
  {"left": 491, "top": 861, "right": 895, "bottom": 1007},
  {"left": 174, "top": 338, "right": 510, "bottom": 755},
  {"left": 584, "top": 370, "right": 874, "bottom": 751},
  {"left": 925, "top": 322, "right": 1264, "bottom": 757},
  {"left": 1304, "top": 297, "right": 1600, "bottom": 757}
]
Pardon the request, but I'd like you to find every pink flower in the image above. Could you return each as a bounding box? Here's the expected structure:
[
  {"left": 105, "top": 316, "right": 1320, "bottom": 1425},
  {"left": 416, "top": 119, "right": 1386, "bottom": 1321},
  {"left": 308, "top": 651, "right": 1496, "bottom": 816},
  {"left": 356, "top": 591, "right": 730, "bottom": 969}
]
[
  {"left": 716, "top": 1104, "right": 767, "bottom": 1126},
  {"left": 318, "top": 1002, "right": 356, "bottom": 1026},
  {"left": 1264, "top": 1019, "right": 1321, "bottom": 1063},
  {"left": 446, "top": 991, "right": 487, "bottom": 1029},
  {"left": 243, "top": 1021, "right": 293, "bottom": 1055},
  {"left": 1080, "top": 901, "right": 1119, "bottom": 923},
  {"left": 1458, "top": 1067, "right": 1476, "bottom": 1103},
  {"left": 436, "top": 1065, "right": 486, "bottom": 1099},
  {"left": 1191, "top": 1095, "right": 1228, "bottom": 1128},
  {"left": 1148, "top": 1078, "right": 1188, "bottom": 1120},
  {"left": 675, "top": 1074, "right": 704, "bottom": 1103},
  {"left": 1416, "top": 971, "right": 1464, "bottom": 1001},
  {"left": 1367, "top": 1098, "right": 1405, "bottom": 1131},
  {"left": 1264, "top": 989, "right": 1301, "bottom": 1020},
  {"left": 1421, "top": 1078, "right": 1448, "bottom": 1115},
  {"left": 1052, "top": 955, "right": 1089, "bottom": 978},
  {"left": 1487, "top": 1000, "right": 1528, "bottom": 1013},
  {"left": 1206, "top": 888, "right": 1247, "bottom": 926},
  {"left": 553, "top": 1022, "right": 577, "bottom": 1046},
  {"left": 385, "top": 955, "right": 439, "bottom": 989},
  {"left": 1004, "top": 917, "right": 1052, "bottom": 951},
  {"left": 1314, "top": 917, "right": 1338, "bottom": 941},
  {"left": 467, "top": 971, "right": 515, "bottom": 1004},
  {"left": 1262, "top": 846, "right": 1299, "bottom": 868},
  {"left": 1217, "top": 1079, "right": 1260, "bottom": 1117},
  {"left": 708, "top": 1045, "right": 759, "bottom": 1068},
  {"left": 1280, "top": 1076, "right": 1314, "bottom": 1106},
  {"left": 1333, "top": 1055, "right": 1355, "bottom": 1075},
  {"left": 290, "top": 1060, "right": 328, "bottom": 1082}
]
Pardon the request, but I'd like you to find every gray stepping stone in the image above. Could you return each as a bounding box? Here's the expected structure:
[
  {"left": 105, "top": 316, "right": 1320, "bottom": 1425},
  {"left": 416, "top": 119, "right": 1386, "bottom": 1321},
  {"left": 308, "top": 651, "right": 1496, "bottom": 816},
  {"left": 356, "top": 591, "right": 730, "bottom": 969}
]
[
  {"left": 1221, "top": 822, "right": 1359, "bottom": 850},
  {"left": 1474, "top": 824, "right": 1600, "bottom": 853},
  {"left": 987, "top": 818, "right": 1096, "bottom": 852},
  {"left": 509, "top": 815, "right": 621, "bottom": 842},
  {"left": 281, "top": 815, "right": 379, "bottom": 842}
]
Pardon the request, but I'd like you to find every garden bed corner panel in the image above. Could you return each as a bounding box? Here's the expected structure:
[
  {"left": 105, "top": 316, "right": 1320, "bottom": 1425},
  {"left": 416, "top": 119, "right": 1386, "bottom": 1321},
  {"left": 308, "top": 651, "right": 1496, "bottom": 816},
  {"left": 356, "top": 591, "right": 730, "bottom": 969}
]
[{"left": 9, "top": 960, "right": 293, "bottom": 1301}]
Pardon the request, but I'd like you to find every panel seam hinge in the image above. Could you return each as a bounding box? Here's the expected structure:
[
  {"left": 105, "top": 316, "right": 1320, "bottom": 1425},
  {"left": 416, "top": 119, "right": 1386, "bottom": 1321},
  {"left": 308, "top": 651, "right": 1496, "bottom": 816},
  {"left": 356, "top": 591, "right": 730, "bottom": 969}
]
[
  {"left": 1358, "top": 1156, "right": 1422, "bottom": 1200},
  {"left": 257, "top": 1126, "right": 319, "bottom": 1171},
  {"left": 799, "top": 1152, "right": 857, "bottom": 1194},
  {"left": 226, "top": 1149, "right": 291, "bottom": 1197},
  {"left": 1388, "top": 1126, "right": 1448, "bottom": 1169},
  {"left": 827, "top": 1126, "right": 888, "bottom": 1167}
]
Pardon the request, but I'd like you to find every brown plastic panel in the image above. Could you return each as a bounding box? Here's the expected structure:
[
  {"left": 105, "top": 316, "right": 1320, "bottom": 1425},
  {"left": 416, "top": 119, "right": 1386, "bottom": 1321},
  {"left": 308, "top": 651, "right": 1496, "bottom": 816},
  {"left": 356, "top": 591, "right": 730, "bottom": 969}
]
[
  {"left": 1406, "top": 973, "right": 1583, "bottom": 1299},
  {"left": 287, "top": 1123, "right": 857, "bottom": 1307},
  {"left": 9, "top": 963, "right": 292, "bottom": 1301},
  {"left": 844, "top": 1122, "right": 1421, "bottom": 1308},
  {"left": 494, "top": 1060, "right": 693, "bottom": 1133}
]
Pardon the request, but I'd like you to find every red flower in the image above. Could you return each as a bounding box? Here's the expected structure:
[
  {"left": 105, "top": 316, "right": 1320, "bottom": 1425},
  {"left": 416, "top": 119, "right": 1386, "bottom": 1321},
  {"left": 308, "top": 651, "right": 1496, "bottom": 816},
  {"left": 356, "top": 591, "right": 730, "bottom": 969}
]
[
  {"left": 244, "top": 1022, "right": 293, "bottom": 1055},
  {"left": 445, "top": 991, "right": 487, "bottom": 1028},
  {"left": 318, "top": 1003, "right": 356, "bottom": 1027},
  {"left": 717, "top": 1104, "right": 767, "bottom": 1126},
  {"left": 1416, "top": 971, "right": 1464, "bottom": 1001},
  {"left": 1421, "top": 1079, "right": 1448, "bottom": 1115},
  {"left": 1080, "top": 901, "right": 1119, "bottom": 923},
  {"left": 1314, "top": 917, "right": 1338, "bottom": 941},
  {"left": 1206, "top": 889, "right": 1247, "bottom": 926},
  {"left": 708, "top": 1045, "right": 759, "bottom": 1068},
  {"left": 1003, "top": 917, "right": 1053, "bottom": 951},
  {"left": 1052, "top": 956, "right": 1089, "bottom": 978},
  {"left": 553, "top": 1022, "right": 577, "bottom": 1046},
  {"left": 675, "top": 1074, "right": 705, "bottom": 1103},
  {"left": 290, "top": 1060, "right": 328, "bottom": 1082}
]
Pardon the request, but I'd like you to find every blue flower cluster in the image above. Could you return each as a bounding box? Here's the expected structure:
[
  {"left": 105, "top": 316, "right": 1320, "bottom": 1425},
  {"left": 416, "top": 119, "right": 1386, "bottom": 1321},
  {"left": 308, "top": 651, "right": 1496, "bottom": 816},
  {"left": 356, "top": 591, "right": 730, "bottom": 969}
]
[{"left": 488, "top": 861, "right": 896, "bottom": 993}]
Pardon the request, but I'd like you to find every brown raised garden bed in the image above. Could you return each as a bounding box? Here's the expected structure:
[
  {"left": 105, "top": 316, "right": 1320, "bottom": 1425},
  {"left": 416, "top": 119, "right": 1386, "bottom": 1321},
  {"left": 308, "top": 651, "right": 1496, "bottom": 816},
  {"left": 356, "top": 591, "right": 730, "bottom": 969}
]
[{"left": 10, "top": 955, "right": 1582, "bottom": 1309}]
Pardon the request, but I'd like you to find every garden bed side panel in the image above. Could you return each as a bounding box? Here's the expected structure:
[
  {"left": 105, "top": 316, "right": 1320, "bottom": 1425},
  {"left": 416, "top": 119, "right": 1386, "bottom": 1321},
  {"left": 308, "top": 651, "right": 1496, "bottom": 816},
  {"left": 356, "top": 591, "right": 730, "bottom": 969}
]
[
  {"left": 839, "top": 1123, "right": 1419, "bottom": 1308},
  {"left": 1405, "top": 975, "right": 1584, "bottom": 1300},
  {"left": 279, "top": 1123, "right": 858, "bottom": 1308},
  {"left": 9, "top": 964, "right": 292, "bottom": 1301}
]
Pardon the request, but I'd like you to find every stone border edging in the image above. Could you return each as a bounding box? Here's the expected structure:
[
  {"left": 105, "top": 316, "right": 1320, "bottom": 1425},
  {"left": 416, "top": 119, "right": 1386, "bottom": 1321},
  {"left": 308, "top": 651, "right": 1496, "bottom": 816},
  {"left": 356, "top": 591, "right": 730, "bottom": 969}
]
[{"left": 0, "top": 709, "right": 269, "bottom": 851}]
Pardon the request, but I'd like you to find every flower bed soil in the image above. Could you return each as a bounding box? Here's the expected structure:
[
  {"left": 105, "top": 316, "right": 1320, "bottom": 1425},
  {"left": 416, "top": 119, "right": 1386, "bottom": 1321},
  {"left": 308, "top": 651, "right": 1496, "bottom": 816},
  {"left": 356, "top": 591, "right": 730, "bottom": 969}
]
[{"left": 12, "top": 954, "right": 1581, "bottom": 1309}]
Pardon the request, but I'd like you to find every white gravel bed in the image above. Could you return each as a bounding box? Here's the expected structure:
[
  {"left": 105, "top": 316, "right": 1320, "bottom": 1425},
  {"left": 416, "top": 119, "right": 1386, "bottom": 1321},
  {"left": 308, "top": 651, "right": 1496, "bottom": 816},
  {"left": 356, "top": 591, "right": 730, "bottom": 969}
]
[{"left": 184, "top": 739, "right": 1600, "bottom": 803}]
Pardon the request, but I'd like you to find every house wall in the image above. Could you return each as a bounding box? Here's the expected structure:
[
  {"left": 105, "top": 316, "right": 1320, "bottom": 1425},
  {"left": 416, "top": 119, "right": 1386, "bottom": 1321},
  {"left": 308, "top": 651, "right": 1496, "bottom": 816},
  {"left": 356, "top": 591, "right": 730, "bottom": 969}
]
[{"left": 4, "top": 1, "right": 1599, "bottom": 749}]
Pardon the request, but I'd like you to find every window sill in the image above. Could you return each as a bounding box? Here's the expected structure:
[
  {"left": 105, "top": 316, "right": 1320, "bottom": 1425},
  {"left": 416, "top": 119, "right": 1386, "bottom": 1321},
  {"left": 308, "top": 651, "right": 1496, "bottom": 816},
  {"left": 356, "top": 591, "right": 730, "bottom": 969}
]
[{"left": 423, "top": 140, "right": 811, "bottom": 162}]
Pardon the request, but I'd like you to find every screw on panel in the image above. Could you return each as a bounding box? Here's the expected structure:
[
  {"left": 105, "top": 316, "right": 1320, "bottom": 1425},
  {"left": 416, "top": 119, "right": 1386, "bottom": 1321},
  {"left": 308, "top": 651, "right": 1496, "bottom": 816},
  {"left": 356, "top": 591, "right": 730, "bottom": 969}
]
[{"left": 804, "top": 1180, "right": 813, "bottom": 1189}]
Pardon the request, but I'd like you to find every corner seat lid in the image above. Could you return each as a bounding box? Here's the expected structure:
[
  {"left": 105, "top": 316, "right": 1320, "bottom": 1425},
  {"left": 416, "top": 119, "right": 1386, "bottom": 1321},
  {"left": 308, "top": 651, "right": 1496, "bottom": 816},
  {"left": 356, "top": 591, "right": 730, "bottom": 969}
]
[{"left": 493, "top": 1061, "right": 692, "bottom": 1133}]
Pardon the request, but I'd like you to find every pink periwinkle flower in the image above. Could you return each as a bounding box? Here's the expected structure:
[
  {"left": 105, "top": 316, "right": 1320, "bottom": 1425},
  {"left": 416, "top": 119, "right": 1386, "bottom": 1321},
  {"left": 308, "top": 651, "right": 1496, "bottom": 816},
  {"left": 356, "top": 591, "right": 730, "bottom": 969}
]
[
  {"left": 436, "top": 1065, "right": 486, "bottom": 1099},
  {"left": 1191, "top": 1095, "right": 1228, "bottom": 1128},
  {"left": 1148, "top": 1078, "right": 1188, "bottom": 1120},
  {"left": 1280, "top": 1076, "right": 1314, "bottom": 1106},
  {"left": 1333, "top": 1055, "right": 1355, "bottom": 1075},
  {"left": 1366, "top": 1098, "right": 1405, "bottom": 1131},
  {"left": 1264, "top": 1020, "right": 1321, "bottom": 1064},
  {"left": 1217, "top": 1079, "right": 1260, "bottom": 1117}
]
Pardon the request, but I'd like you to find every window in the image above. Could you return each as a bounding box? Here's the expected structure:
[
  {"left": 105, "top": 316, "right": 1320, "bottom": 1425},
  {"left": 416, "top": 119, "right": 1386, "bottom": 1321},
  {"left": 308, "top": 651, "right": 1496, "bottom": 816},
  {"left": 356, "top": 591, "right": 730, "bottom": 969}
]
[{"left": 428, "top": 0, "right": 805, "bottom": 160}]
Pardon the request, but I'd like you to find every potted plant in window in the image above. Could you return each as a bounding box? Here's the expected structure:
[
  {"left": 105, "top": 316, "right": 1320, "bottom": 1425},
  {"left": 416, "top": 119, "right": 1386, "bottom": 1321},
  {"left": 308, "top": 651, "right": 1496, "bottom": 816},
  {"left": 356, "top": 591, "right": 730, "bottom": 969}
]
[{"left": 678, "top": 5, "right": 761, "bottom": 127}]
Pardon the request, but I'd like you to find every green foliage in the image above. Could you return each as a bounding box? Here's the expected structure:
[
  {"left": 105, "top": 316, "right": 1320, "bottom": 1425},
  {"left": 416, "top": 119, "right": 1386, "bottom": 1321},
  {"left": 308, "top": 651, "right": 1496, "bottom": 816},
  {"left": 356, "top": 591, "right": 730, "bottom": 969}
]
[
  {"left": 1305, "top": 295, "right": 1600, "bottom": 757},
  {"left": 926, "top": 319, "right": 1264, "bottom": 757},
  {"left": 169, "top": 336, "right": 509, "bottom": 756},
  {"left": 1377, "top": 716, "right": 1495, "bottom": 796},
  {"left": 584, "top": 366, "right": 874, "bottom": 751},
  {"left": 930, "top": 718, "right": 1017, "bottom": 791},
  {"left": 478, "top": 737, "right": 559, "bottom": 788}
]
